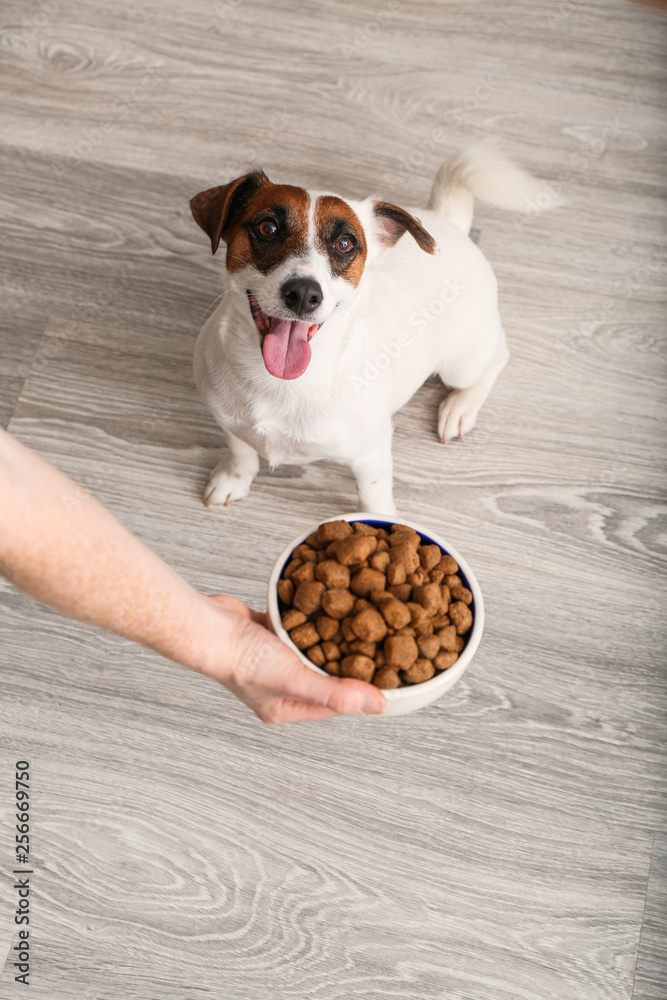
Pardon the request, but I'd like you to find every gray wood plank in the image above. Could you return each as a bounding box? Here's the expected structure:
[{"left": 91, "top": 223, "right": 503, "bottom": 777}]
[
  {"left": 634, "top": 833, "right": 667, "bottom": 1000},
  {"left": 0, "top": 292, "right": 47, "bottom": 429}
]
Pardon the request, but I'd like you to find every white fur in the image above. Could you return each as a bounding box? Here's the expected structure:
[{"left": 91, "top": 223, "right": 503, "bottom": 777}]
[{"left": 194, "top": 145, "right": 541, "bottom": 514}]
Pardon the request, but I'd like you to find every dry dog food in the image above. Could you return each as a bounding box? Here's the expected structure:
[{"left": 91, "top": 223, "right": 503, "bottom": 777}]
[{"left": 277, "top": 520, "right": 473, "bottom": 688}]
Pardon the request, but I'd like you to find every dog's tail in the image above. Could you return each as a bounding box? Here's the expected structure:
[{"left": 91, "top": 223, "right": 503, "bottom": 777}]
[{"left": 427, "top": 139, "right": 553, "bottom": 235}]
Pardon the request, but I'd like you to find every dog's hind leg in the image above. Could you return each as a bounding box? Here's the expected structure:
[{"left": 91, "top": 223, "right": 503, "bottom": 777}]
[
  {"left": 203, "top": 430, "right": 260, "bottom": 507},
  {"left": 437, "top": 329, "right": 509, "bottom": 444},
  {"left": 350, "top": 420, "right": 397, "bottom": 516}
]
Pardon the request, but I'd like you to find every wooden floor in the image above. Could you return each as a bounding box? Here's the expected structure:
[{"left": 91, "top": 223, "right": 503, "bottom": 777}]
[{"left": 1, "top": 1, "right": 666, "bottom": 997}]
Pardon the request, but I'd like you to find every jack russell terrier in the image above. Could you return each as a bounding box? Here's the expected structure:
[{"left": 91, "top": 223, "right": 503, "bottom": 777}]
[{"left": 190, "top": 142, "right": 545, "bottom": 515}]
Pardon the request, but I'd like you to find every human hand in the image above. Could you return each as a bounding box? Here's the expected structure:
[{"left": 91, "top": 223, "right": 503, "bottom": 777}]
[{"left": 200, "top": 595, "right": 387, "bottom": 724}]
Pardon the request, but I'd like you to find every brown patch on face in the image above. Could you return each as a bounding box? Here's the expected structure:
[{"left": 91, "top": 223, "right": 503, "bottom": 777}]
[
  {"left": 373, "top": 201, "right": 437, "bottom": 254},
  {"left": 191, "top": 173, "right": 312, "bottom": 274},
  {"left": 226, "top": 180, "right": 310, "bottom": 275},
  {"left": 314, "top": 196, "right": 368, "bottom": 288}
]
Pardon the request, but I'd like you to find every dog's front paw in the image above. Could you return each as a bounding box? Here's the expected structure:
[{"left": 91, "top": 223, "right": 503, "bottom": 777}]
[
  {"left": 203, "top": 460, "right": 256, "bottom": 507},
  {"left": 437, "top": 390, "right": 480, "bottom": 444}
]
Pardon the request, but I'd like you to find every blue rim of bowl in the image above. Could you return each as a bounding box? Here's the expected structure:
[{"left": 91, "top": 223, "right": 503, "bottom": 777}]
[{"left": 269, "top": 513, "right": 484, "bottom": 700}]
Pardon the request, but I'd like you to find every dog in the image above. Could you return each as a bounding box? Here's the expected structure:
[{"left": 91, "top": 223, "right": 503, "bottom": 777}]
[{"left": 190, "top": 142, "right": 545, "bottom": 515}]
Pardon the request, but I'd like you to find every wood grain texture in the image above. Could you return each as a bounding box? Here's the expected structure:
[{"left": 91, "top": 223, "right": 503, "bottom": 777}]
[
  {"left": 0, "top": 0, "right": 666, "bottom": 997},
  {"left": 633, "top": 833, "right": 667, "bottom": 1000}
]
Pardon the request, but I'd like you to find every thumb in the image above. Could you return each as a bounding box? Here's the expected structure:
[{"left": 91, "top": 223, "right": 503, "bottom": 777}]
[{"left": 280, "top": 659, "right": 387, "bottom": 716}]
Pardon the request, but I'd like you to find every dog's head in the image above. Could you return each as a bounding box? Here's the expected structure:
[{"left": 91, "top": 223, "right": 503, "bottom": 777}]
[{"left": 190, "top": 171, "right": 436, "bottom": 380}]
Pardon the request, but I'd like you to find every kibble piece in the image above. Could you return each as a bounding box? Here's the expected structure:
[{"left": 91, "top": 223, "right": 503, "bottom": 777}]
[
  {"left": 417, "top": 634, "right": 440, "bottom": 660},
  {"left": 350, "top": 567, "right": 386, "bottom": 597},
  {"left": 450, "top": 601, "right": 473, "bottom": 635},
  {"left": 341, "top": 617, "right": 357, "bottom": 642},
  {"left": 386, "top": 561, "right": 407, "bottom": 586},
  {"left": 293, "top": 581, "right": 325, "bottom": 615},
  {"left": 305, "top": 531, "right": 322, "bottom": 549},
  {"left": 291, "top": 561, "right": 316, "bottom": 585},
  {"left": 370, "top": 550, "right": 390, "bottom": 572},
  {"left": 321, "top": 588, "right": 355, "bottom": 620},
  {"left": 283, "top": 558, "right": 302, "bottom": 579},
  {"left": 407, "top": 569, "right": 428, "bottom": 587},
  {"left": 389, "top": 528, "right": 421, "bottom": 550},
  {"left": 388, "top": 583, "right": 412, "bottom": 602},
  {"left": 384, "top": 635, "right": 419, "bottom": 669},
  {"left": 414, "top": 619, "right": 434, "bottom": 637},
  {"left": 437, "top": 625, "right": 458, "bottom": 651},
  {"left": 403, "top": 658, "right": 435, "bottom": 683},
  {"left": 353, "top": 597, "right": 374, "bottom": 614},
  {"left": 431, "top": 612, "right": 450, "bottom": 630},
  {"left": 350, "top": 639, "right": 376, "bottom": 658},
  {"left": 315, "top": 614, "right": 339, "bottom": 641},
  {"left": 315, "top": 559, "right": 351, "bottom": 589},
  {"left": 438, "top": 555, "right": 459, "bottom": 575},
  {"left": 339, "top": 640, "right": 352, "bottom": 656},
  {"left": 335, "top": 534, "right": 377, "bottom": 565},
  {"left": 282, "top": 609, "right": 307, "bottom": 631},
  {"left": 445, "top": 574, "right": 462, "bottom": 590},
  {"left": 317, "top": 520, "right": 353, "bottom": 546},
  {"left": 429, "top": 568, "right": 445, "bottom": 584},
  {"left": 455, "top": 635, "right": 465, "bottom": 651},
  {"left": 323, "top": 660, "right": 341, "bottom": 676},
  {"left": 277, "top": 579, "right": 294, "bottom": 605},
  {"left": 307, "top": 644, "right": 326, "bottom": 667},
  {"left": 380, "top": 598, "right": 412, "bottom": 629},
  {"left": 420, "top": 544, "right": 442, "bottom": 571},
  {"left": 396, "top": 626, "right": 416, "bottom": 638},
  {"left": 290, "top": 622, "right": 320, "bottom": 649},
  {"left": 375, "top": 537, "right": 390, "bottom": 553},
  {"left": 451, "top": 584, "right": 473, "bottom": 605},
  {"left": 316, "top": 550, "right": 328, "bottom": 563},
  {"left": 370, "top": 590, "right": 393, "bottom": 607},
  {"left": 388, "top": 542, "right": 420, "bottom": 573},
  {"left": 373, "top": 666, "right": 401, "bottom": 689},
  {"left": 406, "top": 601, "right": 429, "bottom": 626},
  {"left": 412, "top": 583, "right": 444, "bottom": 616},
  {"left": 294, "top": 544, "right": 317, "bottom": 563},
  {"left": 322, "top": 640, "right": 341, "bottom": 661},
  {"left": 440, "top": 585, "right": 452, "bottom": 611},
  {"left": 434, "top": 651, "right": 458, "bottom": 671},
  {"left": 352, "top": 521, "right": 378, "bottom": 535},
  {"left": 340, "top": 654, "right": 375, "bottom": 682},
  {"left": 352, "top": 607, "right": 388, "bottom": 642},
  {"left": 374, "top": 648, "right": 385, "bottom": 668}
]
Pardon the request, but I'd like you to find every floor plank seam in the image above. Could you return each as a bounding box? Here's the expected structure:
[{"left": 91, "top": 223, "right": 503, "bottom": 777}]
[{"left": 630, "top": 832, "right": 657, "bottom": 1000}]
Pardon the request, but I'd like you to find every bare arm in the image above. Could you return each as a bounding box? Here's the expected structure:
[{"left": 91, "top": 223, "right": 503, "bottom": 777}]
[{"left": 0, "top": 429, "right": 386, "bottom": 722}]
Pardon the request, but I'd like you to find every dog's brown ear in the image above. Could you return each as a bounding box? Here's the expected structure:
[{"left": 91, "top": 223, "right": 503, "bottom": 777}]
[
  {"left": 373, "top": 201, "right": 437, "bottom": 254},
  {"left": 190, "top": 171, "right": 267, "bottom": 254}
]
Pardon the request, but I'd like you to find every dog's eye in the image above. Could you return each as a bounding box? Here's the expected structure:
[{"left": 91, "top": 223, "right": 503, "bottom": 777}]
[
  {"left": 334, "top": 234, "right": 356, "bottom": 254},
  {"left": 256, "top": 218, "right": 278, "bottom": 238}
]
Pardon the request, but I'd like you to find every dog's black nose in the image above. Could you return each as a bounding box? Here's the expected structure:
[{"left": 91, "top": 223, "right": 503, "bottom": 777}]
[{"left": 280, "top": 277, "right": 323, "bottom": 317}]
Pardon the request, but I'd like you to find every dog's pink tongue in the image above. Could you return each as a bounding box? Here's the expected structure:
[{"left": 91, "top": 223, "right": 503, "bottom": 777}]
[{"left": 262, "top": 318, "right": 312, "bottom": 379}]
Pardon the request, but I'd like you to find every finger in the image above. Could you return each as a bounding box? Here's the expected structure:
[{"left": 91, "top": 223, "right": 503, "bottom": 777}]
[
  {"left": 276, "top": 666, "right": 387, "bottom": 716},
  {"left": 262, "top": 699, "right": 342, "bottom": 724}
]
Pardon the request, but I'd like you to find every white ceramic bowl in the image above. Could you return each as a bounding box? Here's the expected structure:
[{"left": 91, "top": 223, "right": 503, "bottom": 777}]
[{"left": 267, "top": 512, "right": 484, "bottom": 717}]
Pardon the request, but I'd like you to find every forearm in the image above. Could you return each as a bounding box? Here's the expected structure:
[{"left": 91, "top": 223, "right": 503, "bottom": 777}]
[{"left": 0, "top": 429, "right": 224, "bottom": 673}]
